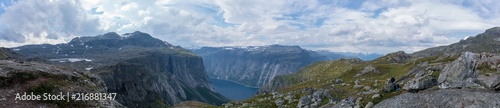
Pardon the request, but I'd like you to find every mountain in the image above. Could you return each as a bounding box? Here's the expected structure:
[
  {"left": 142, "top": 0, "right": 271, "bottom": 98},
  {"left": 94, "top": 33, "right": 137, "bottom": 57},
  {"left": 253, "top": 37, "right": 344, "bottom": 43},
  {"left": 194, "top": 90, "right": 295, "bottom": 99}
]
[
  {"left": 315, "top": 50, "right": 383, "bottom": 61},
  {"left": 412, "top": 27, "right": 500, "bottom": 57},
  {"left": 12, "top": 31, "right": 229, "bottom": 107},
  {"left": 220, "top": 27, "right": 500, "bottom": 107},
  {"left": 0, "top": 47, "right": 21, "bottom": 60},
  {"left": 192, "top": 45, "right": 329, "bottom": 87}
]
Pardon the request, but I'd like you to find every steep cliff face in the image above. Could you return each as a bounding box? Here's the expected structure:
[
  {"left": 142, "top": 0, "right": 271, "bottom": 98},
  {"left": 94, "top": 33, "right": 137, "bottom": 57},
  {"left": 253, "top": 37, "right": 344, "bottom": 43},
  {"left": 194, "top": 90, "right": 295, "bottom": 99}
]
[
  {"left": 95, "top": 51, "right": 227, "bottom": 107},
  {"left": 13, "top": 31, "right": 229, "bottom": 107},
  {"left": 193, "top": 45, "right": 328, "bottom": 87}
]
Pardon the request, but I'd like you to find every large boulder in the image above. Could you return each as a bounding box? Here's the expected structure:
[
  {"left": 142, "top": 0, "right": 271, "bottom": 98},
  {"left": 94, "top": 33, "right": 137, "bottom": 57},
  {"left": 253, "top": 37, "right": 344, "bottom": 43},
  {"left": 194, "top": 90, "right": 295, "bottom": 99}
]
[
  {"left": 374, "top": 90, "right": 500, "bottom": 108},
  {"left": 355, "top": 65, "right": 380, "bottom": 77},
  {"left": 403, "top": 75, "right": 438, "bottom": 92},
  {"left": 438, "top": 52, "right": 479, "bottom": 89},
  {"left": 477, "top": 74, "right": 500, "bottom": 90},
  {"left": 297, "top": 95, "right": 311, "bottom": 108}
]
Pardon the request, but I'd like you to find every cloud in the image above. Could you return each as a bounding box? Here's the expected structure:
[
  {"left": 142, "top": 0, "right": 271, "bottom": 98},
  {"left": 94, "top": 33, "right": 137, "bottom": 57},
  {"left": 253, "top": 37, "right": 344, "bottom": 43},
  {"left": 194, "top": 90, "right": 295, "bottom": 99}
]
[
  {"left": 0, "top": 0, "right": 499, "bottom": 54},
  {"left": 0, "top": 0, "right": 101, "bottom": 45}
]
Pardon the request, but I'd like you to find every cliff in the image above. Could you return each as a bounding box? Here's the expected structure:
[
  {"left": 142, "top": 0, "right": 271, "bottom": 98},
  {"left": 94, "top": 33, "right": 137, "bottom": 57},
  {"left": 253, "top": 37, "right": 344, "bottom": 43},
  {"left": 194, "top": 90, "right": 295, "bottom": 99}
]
[
  {"left": 193, "top": 45, "right": 328, "bottom": 87},
  {"left": 13, "top": 31, "right": 229, "bottom": 107}
]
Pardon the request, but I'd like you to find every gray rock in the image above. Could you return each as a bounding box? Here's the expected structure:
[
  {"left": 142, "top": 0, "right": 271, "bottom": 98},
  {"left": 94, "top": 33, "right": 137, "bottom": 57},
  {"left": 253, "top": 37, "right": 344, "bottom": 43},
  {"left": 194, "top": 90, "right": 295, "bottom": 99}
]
[
  {"left": 298, "top": 95, "right": 312, "bottom": 108},
  {"left": 477, "top": 74, "right": 500, "bottom": 90},
  {"left": 355, "top": 65, "right": 380, "bottom": 77},
  {"left": 355, "top": 80, "right": 360, "bottom": 85},
  {"left": 371, "top": 94, "right": 381, "bottom": 99},
  {"left": 382, "top": 83, "right": 399, "bottom": 92},
  {"left": 374, "top": 90, "right": 500, "bottom": 108},
  {"left": 332, "top": 97, "right": 356, "bottom": 108},
  {"left": 353, "top": 85, "right": 364, "bottom": 89},
  {"left": 365, "top": 102, "right": 374, "bottom": 108},
  {"left": 438, "top": 52, "right": 479, "bottom": 89},
  {"left": 275, "top": 99, "right": 284, "bottom": 106},
  {"left": 363, "top": 86, "right": 372, "bottom": 91},
  {"left": 403, "top": 75, "right": 438, "bottom": 92},
  {"left": 336, "top": 79, "right": 343, "bottom": 84}
]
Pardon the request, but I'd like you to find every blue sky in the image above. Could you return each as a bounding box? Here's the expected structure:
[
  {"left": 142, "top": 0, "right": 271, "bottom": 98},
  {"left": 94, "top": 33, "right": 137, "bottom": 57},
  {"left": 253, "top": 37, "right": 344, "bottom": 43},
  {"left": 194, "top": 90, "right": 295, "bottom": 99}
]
[{"left": 0, "top": 0, "right": 499, "bottom": 54}]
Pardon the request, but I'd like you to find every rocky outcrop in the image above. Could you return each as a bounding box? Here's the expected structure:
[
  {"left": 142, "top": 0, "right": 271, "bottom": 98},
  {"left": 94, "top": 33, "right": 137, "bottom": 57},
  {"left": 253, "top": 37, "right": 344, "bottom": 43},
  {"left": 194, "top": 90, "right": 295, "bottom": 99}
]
[
  {"left": 374, "top": 51, "right": 410, "bottom": 63},
  {"left": 192, "top": 45, "right": 328, "bottom": 87},
  {"left": 354, "top": 65, "right": 380, "bottom": 77},
  {"left": 13, "top": 31, "right": 229, "bottom": 107},
  {"left": 438, "top": 52, "right": 479, "bottom": 89},
  {"left": 403, "top": 75, "right": 437, "bottom": 92},
  {"left": 477, "top": 74, "right": 500, "bottom": 90},
  {"left": 374, "top": 90, "right": 500, "bottom": 108}
]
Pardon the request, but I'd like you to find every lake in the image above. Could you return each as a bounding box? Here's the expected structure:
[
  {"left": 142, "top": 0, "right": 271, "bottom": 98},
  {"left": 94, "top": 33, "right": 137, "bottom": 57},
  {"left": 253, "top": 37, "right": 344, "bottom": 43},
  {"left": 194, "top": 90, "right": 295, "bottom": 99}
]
[{"left": 210, "top": 78, "right": 258, "bottom": 100}]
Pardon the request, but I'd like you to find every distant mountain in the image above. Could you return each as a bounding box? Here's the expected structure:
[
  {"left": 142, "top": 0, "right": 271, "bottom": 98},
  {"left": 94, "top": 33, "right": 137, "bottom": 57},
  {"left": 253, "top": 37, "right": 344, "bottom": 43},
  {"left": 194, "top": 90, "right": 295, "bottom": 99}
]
[
  {"left": 0, "top": 47, "right": 21, "bottom": 60},
  {"left": 13, "top": 31, "right": 229, "bottom": 107},
  {"left": 412, "top": 27, "right": 500, "bottom": 57},
  {"left": 315, "top": 50, "right": 383, "bottom": 61},
  {"left": 192, "top": 45, "right": 329, "bottom": 87}
]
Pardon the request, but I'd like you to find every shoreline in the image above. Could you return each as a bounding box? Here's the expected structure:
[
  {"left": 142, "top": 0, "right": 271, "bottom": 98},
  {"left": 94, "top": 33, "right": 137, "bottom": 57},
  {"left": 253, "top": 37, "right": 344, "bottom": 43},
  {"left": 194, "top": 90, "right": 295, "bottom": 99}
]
[{"left": 209, "top": 78, "right": 260, "bottom": 89}]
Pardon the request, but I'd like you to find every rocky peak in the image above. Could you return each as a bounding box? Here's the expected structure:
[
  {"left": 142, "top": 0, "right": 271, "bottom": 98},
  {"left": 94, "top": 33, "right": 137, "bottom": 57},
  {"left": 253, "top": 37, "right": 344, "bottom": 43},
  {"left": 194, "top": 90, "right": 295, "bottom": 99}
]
[
  {"left": 412, "top": 27, "right": 500, "bottom": 57},
  {"left": 374, "top": 51, "right": 410, "bottom": 63}
]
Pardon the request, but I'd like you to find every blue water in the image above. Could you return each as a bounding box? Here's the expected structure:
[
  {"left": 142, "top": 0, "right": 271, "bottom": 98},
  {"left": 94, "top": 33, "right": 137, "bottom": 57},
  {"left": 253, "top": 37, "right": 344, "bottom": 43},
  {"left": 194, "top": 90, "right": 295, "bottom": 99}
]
[{"left": 210, "top": 78, "right": 258, "bottom": 100}]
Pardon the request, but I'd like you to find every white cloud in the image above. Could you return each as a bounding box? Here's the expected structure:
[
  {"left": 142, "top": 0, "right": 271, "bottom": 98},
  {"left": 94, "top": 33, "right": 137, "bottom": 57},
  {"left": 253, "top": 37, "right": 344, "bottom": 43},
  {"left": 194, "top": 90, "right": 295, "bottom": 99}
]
[{"left": 0, "top": 0, "right": 499, "bottom": 54}]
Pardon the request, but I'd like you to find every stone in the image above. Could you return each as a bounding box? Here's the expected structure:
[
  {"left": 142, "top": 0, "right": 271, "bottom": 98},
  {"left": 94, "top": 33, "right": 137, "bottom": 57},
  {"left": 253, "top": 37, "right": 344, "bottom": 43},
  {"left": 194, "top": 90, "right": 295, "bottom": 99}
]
[
  {"left": 353, "top": 85, "right": 364, "bottom": 89},
  {"left": 354, "top": 104, "right": 361, "bottom": 108},
  {"left": 403, "top": 75, "right": 438, "bottom": 92},
  {"left": 355, "top": 65, "right": 380, "bottom": 77},
  {"left": 298, "top": 95, "right": 312, "bottom": 108},
  {"left": 336, "top": 79, "right": 343, "bottom": 84},
  {"left": 275, "top": 99, "right": 284, "bottom": 106},
  {"left": 438, "top": 52, "right": 479, "bottom": 89},
  {"left": 365, "top": 102, "right": 374, "bottom": 108},
  {"left": 382, "top": 83, "right": 400, "bottom": 92},
  {"left": 332, "top": 97, "right": 355, "bottom": 108},
  {"left": 374, "top": 89, "right": 500, "bottom": 108},
  {"left": 355, "top": 80, "right": 360, "bottom": 85},
  {"left": 355, "top": 97, "right": 363, "bottom": 105},
  {"left": 363, "top": 86, "right": 372, "bottom": 91},
  {"left": 371, "top": 94, "right": 381, "bottom": 99},
  {"left": 477, "top": 74, "right": 500, "bottom": 90}
]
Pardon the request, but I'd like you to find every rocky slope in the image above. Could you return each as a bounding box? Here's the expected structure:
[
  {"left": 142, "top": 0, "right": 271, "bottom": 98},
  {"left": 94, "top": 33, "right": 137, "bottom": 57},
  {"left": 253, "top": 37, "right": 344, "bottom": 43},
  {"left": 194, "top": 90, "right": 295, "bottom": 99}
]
[
  {"left": 192, "top": 45, "right": 328, "bottom": 87},
  {"left": 412, "top": 27, "right": 500, "bottom": 57},
  {"left": 12, "top": 31, "right": 229, "bottom": 107},
  {"left": 0, "top": 49, "right": 123, "bottom": 107},
  {"left": 219, "top": 27, "right": 500, "bottom": 108}
]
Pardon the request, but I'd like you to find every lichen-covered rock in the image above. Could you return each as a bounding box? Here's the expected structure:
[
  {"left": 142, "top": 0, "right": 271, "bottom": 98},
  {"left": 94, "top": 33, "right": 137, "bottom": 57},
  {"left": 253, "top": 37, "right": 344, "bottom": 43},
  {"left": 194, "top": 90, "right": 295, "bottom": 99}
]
[
  {"left": 297, "top": 95, "right": 312, "bottom": 108},
  {"left": 477, "top": 74, "right": 500, "bottom": 90},
  {"left": 438, "top": 52, "right": 480, "bottom": 89},
  {"left": 403, "top": 75, "right": 438, "bottom": 92}
]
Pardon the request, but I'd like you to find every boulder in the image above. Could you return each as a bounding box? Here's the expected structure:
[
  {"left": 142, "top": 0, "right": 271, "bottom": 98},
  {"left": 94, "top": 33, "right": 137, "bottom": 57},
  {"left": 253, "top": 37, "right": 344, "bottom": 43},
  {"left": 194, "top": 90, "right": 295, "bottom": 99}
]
[
  {"left": 371, "top": 94, "right": 381, "bottom": 99},
  {"left": 477, "top": 74, "right": 500, "bottom": 90},
  {"left": 365, "top": 102, "right": 374, "bottom": 108},
  {"left": 438, "top": 52, "right": 479, "bottom": 89},
  {"left": 374, "top": 89, "right": 500, "bottom": 108},
  {"left": 355, "top": 65, "right": 380, "bottom": 77},
  {"left": 332, "top": 97, "right": 355, "bottom": 108},
  {"left": 382, "top": 83, "right": 400, "bottom": 92},
  {"left": 336, "top": 79, "right": 343, "bottom": 84},
  {"left": 403, "top": 75, "right": 438, "bottom": 92},
  {"left": 297, "top": 95, "right": 311, "bottom": 108},
  {"left": 275, "top": 99, "right": 284, "bottom": 106}
]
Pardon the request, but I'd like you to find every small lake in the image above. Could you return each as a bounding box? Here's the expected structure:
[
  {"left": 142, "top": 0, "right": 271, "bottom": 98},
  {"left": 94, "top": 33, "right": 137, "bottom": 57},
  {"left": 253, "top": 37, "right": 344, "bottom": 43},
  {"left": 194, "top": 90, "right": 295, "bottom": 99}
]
[{"left": 210, "top": 78, "right": 258, "bottom": 100}]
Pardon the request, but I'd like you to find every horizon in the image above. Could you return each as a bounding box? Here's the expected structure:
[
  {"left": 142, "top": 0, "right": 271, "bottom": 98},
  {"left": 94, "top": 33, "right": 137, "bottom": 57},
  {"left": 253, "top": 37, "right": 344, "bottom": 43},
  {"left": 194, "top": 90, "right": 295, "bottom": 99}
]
[{"left": 1, "top": 0, "right": 499, "bottom": 54}]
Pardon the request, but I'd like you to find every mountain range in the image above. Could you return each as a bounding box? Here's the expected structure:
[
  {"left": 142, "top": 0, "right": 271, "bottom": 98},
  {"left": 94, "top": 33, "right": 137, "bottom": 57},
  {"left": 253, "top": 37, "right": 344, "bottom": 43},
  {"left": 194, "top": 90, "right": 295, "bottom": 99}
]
[{"left": 8, "top": 31, "right": 229, "bottom": 107}]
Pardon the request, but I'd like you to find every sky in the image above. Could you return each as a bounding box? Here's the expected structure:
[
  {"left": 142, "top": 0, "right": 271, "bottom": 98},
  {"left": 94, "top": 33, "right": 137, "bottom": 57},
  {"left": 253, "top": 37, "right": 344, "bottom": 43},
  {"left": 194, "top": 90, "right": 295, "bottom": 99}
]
[{"left": 0, "top": 0, "right": 499, "bottom": 54}]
